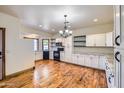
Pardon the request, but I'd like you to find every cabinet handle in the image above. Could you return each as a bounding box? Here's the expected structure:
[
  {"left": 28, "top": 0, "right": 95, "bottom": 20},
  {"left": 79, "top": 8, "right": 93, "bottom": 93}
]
[
  {"left": 115, "top": 51, "right": 120, "bottom": 62},
  {"left": 115, "top": 35, "right": 120, "bottom": 46},
  {"left": 108, "top": 76, "right": 111, "bottom": 84}
]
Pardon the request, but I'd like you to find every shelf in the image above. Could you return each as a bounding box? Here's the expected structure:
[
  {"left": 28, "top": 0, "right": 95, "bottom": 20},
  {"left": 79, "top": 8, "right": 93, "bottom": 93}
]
[
  {"left": 73, "top": 46, "right": 114, "bottom": 48},
  {"left": 73, "top": 41, "right": 86, "bottom": 42},
  {"left": 74, "top": 46, "right": 86, "bottom": 47},
  {"left": 74, "top": 35, "right": 86, "bottom": 38}
]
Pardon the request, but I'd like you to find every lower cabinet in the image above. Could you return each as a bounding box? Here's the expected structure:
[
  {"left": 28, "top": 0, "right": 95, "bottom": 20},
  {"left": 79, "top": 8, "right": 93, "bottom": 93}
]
[
  {"left": 60, "top": 52, "right": 65, "bottom": 62},
  {"left": 72, "top": 54, "right": 105, "bottom": 70},
  {"left": 99, "top": 56, "right": 106, "bottom": 70},
  {"left": 61, "top": 53, "right": 105, "bottom": 70},
  {"left": 72, "top": 54, "right": 78, "bottom": 64},
  {"left": 84, "top": 55, "right": 91, "bottom": 67},
  {"left": 78, "top": 55, "right": 85, "bottom": 66},
  {"left": 90, "top": 55, "right": 99, "bottom": 68},
  {"left": 50, "top": 51, "right": 53, "bottom": 59}
]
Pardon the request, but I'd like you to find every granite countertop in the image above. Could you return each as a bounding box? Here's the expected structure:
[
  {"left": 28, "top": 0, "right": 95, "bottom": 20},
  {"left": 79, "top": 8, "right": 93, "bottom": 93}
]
[{"left": 73, "top": 52, "right": 113, "bottom": 56}]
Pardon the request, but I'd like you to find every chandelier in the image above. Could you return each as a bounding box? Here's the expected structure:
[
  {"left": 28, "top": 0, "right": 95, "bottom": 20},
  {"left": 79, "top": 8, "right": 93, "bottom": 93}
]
[{"left": 59, "top": 15, "right": 72, "bottom": 38}]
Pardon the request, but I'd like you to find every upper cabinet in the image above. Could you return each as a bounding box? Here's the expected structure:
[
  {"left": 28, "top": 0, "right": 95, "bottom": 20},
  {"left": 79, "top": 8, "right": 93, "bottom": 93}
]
[
  {"left": 86, "top": 32, "right": 113, "bottom": 47},
  {"left": 95, "top": 33, "right": 106, "bottom": 46},
  {"left": 106, "top": 32, "right": 113, "bottom": 46},
  {"left": 86, "top": 34, "right": 96, "bottom": 46}
]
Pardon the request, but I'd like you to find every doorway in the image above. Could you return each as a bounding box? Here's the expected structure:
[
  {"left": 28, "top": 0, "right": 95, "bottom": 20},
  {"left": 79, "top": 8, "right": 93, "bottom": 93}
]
[
  {"left": 42, "top": 39, "right": 49, "bottom": 60},
  {"left": 0, "top": 28, "right": 5, "bottom": 80}
]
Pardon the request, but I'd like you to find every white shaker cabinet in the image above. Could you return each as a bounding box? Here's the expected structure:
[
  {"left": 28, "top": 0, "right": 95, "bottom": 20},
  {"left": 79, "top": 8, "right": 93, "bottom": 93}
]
[
  {"left": 84, "top": 55, "right": 91, "bottom": 67},
  {"left": 106, "top": 32, "right": 113, "bottom": 46},
  {"left": 78, "top": 55, "right": 85, "bottom": 66},
  {"left": 95, "top": 34, "right": 106, "bottom": 46},
  {"left": 90, "top": 55, "right": 99, "bottom": 68},
  {"left": 86, "top": 35, "right": 95, "bottom": 46},
  {"left": 99, "top": 56, "right": 105, "bottom": 70},
  {"left": 64, "top": 36, "right": 72, "bottom": 63},
  {"left": 72, "top": 54, "right": 78, "bottom": 64},
  {"left": 86, "top": 32, "right": 114, "bottom": 47},
  {"left": 50, "top": 51, "right": 53, "bottom": 59},
  {"left": 60, "top": 52, "right": 65, "bottom": 62}
]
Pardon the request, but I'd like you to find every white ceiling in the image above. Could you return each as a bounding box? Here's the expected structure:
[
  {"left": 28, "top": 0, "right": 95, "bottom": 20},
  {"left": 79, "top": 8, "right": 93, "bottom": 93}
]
[{"left": 0, "top": 5, "right": 113, "bottom": 34}]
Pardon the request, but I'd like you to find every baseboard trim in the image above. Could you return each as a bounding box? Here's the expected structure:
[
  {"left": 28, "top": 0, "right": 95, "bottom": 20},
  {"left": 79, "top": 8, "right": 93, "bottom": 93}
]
[
  {"left": 5, "top": 67, "right": 35, "bottom": 80},
  {"left": 59, "top": 60, "right": 105, "bottom": 71},
  {"left": 35, "top": 59, "right": 43, "bottom": 62}
]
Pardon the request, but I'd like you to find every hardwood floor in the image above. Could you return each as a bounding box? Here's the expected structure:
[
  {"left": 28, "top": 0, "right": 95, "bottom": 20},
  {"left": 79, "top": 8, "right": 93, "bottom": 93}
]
[{"left": 0, "top": 60, "right": 107, "bottom": 88}]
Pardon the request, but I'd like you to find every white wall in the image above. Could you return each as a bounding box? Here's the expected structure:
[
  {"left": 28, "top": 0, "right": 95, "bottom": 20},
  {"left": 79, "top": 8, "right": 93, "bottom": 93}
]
[
  {"left": 0, "top": 12, "right": 50, "bottom": 75},
  {"left": 73, "top": 23, "right": 113, "bottom": 35}
]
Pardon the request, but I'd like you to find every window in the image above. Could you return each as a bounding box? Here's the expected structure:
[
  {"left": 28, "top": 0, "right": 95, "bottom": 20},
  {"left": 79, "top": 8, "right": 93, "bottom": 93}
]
[{"left": 33, "top": 39, "right": 39, "bottom": 51}]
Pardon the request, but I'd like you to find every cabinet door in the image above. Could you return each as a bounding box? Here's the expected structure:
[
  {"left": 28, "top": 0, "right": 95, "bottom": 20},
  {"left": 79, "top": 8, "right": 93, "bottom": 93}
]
[
  {"left": 84, "top": 55, "right": 91, "bottom": 67},
  {"left": 120, "top": 49, "right": 124, "bottom": 87},
  {"left": 64, "top": 36, "right": 72, "bottom": 63},
  {"left": 99, "top": 56, "right": 105, "bottom": 70},
  {"left": 50, "top": 52, "right": 53, "bottom": 59},
  {"left": 60, "top": 52, "right": 65, "bottom": 61},
  {"left": 72, "top": 54, "right": 77, "bottom": 64},
  {"left": 56, "top": 38, "right": 62, "bottom": 42},
  {"left": 106, "top": 32, "right": 113, "bottom": 46},
  {"left": 95, "top": 33, "right": 106, "bottom": 46},
  {"left": 86, "top": 35, "right": 95, "bottom": 46},
  {"left": 120, "top": 6, "right": 124, "bottom": 49},
  {"left": 91, "top": 55, "right": 99, "bottom": 68},
  {"left": 78, "top": 55, "right": 85, "bottom": 66}
]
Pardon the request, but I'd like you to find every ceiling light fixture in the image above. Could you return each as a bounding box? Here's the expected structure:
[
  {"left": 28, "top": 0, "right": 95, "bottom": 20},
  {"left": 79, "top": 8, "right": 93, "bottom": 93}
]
[
  {"left": 39, "top": 25, "right": 42, "bottom": 27},
  {"left": 59, "top": 15, "right": 72, "bottom": 38},
  {"left": 93, "top": 18, "right": 98, "bottom": 22},
  {"left": 52, "top": 29, "right": 55, "bottom": 31}
]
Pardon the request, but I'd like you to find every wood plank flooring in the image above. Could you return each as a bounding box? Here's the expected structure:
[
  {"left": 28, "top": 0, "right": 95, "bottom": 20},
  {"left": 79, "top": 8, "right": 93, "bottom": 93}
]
[{"left": 0, "top": 60, "right": 107, "bottom": 88}]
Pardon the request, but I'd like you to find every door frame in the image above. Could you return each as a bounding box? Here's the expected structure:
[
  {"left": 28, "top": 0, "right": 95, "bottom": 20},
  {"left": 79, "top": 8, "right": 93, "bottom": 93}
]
[
  {"left": 0, "top": 28, "right": 5, "bottom": 80},
  {"left": 42, "top": 39, "right": 49, "bottom": 51}
]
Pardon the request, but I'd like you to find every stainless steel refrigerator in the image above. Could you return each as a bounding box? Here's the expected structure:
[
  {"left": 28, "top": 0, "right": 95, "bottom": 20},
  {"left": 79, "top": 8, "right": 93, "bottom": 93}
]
[{"left": 114, "top": 5, "right": 124, "bottom": 88}]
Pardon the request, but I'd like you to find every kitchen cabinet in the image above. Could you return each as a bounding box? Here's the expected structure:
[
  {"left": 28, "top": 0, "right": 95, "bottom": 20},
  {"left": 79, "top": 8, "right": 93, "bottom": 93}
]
[
  {"left": 60, "top": 52, "right": 65, "bottom": 62},
  {"left": 78, "top": 55, "right": 85, "bottom": 66},
  {"left": 99, "top": 56, "right": 105, "bottom": 70},
  {"left": 56, "top": 38, "right": 62, "bottom": 42},
  {"left": 64, "top": 36, "right": 72, "bottom": 63},
  {"left": 86, "top": 35, "right": 95, "bottom": 46},
  {"left": 84, "top": 55, "right": 91, "bottom": 67},
  {"left": 120, "top": 6, "right": 124, "bottom": 49},
  {"left": 86, "top": 32, "right": 113, "bottom": 47},
  {"left": 95, "top": 34, "right": 106, "bottom": 46},
  {"left": 114, "top": 49, "right": 124, "bottom": 88},
  {"left": 90, "top": 55, "right": 99, "bottom": 68},
  {"left": 72, "top": 54, "right": 78, "bottom": 64},
  {"left": 114, "top": 5, "right": 124, "bottom": 88},
  {"left": 50, "top": 51, "right": 53, "bottom": 59},
  {"left": 106, "top": 32, "right": 113, "bottom": 46},
  {"left": 72, "top": 54, "right": 106, "bottom": 70}
]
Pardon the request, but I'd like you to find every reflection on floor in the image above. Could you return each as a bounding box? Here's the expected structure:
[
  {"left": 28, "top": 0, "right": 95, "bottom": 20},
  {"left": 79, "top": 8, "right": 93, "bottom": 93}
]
[{"left": 0, "top": 60, "right": 107, "bottom": 88}]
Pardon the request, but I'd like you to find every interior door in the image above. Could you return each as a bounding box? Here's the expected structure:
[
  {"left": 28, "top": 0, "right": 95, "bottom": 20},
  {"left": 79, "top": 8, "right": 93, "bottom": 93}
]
[
  {"left": 42, "top": 39, "right": 49, "bottom": 60},
  {"left": 0, "top": 28, "right": 5, "bottom": 80}
]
